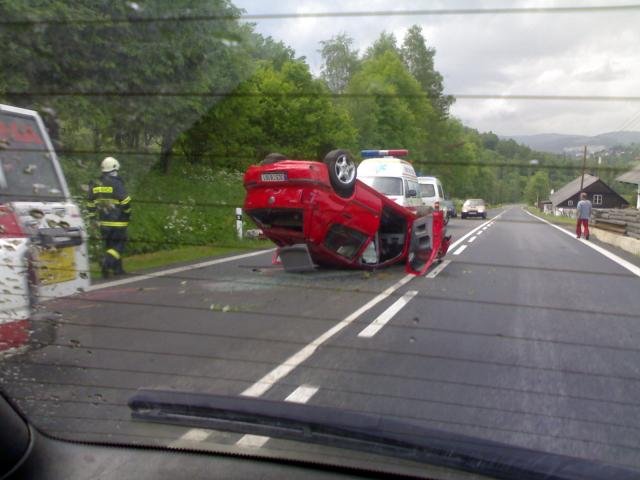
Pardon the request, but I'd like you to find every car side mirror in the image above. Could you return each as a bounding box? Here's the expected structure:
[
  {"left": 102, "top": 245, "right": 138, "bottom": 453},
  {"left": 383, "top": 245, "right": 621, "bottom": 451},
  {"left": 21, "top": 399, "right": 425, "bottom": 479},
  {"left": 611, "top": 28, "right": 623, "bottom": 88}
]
[{"left": 407, "top": 189, "right": 418, "bottom": 198}]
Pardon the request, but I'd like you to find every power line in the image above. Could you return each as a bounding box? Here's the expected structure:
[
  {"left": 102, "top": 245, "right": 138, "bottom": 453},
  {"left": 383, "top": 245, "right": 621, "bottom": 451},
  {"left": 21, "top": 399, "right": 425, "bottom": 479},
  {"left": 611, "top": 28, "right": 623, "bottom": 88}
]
[
  {"left": 4, "top": 90, "right": 640, "bottom": 102},
  {"left": 2, "top": 5, "right": 640, "bottom": 27}
]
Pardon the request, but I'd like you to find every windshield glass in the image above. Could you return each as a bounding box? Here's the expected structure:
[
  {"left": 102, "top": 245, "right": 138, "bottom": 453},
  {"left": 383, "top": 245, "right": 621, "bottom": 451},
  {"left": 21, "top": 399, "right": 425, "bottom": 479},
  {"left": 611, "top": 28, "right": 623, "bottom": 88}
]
[
  {"left": 0, "top": 112, "right": 64, "bottom": 201},
  {"left": 1, "top": 1, "right": 639, "bottom": 478},
  {"left": 419, "top": 183, "right": 436, "bottom": 197},
  {"left": 359, "top": 176, "right": 404, "bottom": 196}
]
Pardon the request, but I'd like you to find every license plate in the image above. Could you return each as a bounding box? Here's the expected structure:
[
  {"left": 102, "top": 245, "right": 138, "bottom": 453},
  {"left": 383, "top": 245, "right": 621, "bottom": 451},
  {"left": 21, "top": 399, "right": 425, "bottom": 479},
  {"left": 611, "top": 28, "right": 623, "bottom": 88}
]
[
  {"left": 39, "top": 247, "right": 76, "bottom": 285},
  {"left": 261, "top": 172, "right": 287, "bottom": 182}
]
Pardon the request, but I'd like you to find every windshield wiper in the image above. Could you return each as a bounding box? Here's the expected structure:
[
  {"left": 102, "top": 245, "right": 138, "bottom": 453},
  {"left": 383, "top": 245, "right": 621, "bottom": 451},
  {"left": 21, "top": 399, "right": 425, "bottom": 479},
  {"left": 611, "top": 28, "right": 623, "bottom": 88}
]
[{"left": 129, "top": 389, "right": 637, "bottom": 480}]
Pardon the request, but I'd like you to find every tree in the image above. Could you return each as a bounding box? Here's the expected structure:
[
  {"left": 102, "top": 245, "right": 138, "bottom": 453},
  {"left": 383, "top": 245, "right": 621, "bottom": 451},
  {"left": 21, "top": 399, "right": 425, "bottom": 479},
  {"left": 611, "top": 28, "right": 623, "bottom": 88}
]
[
  {"left": 319, "top": 33, "right": 360, "bottom": 94},
  {"left": 524, "top": 171, "right": 551, "bottom": 205},
  {"left": 401, "top": 25, "right": 453, "bottom": 117},
  {"left": 345, "top": 50, "right": 437, "bottom": 155},
  {"left": 0, "top": 0, "right": 250, "bottom": 173},
  {"left": 177, "top": 60, "right": 358, "bottom": 169},
  {"left": 364, "top": 32, "right": 399, "bottom": 59}
]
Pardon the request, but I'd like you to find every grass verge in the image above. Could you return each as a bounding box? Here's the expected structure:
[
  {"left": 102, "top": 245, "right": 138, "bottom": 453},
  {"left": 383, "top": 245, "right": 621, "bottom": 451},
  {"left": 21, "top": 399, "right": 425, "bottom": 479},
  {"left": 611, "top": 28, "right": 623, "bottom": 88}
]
[
  {"left": 524, "top": 206, "right": 575, "bottom": 226},
  {"left": 89, "top": 241, "right": 270, "bottom": 279}
]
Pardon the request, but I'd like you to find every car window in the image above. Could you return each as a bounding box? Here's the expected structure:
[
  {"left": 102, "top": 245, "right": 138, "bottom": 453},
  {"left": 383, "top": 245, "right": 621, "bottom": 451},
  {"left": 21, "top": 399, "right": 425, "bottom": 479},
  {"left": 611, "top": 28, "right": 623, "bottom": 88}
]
[
  {"left": 1, "top": 2, "right": 640, "bottom": 479},
  {"left": 419, "top": 183, "right": 435, "bottom": 197},
  {"left": 359, "top": 176, "right": 403, "bottom": 196},
  {"left": 406, "top": 179, "right": 420, "bottom": 197},
  {"left": 0, "top": 112, "right": 64, "bottom": 201}
]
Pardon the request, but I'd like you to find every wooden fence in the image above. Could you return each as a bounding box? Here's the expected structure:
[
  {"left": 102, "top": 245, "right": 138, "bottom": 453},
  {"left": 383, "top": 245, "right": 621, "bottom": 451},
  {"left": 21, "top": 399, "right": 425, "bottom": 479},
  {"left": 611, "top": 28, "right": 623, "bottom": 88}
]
[{"left": 593, "top": 209, "right": 640, "bottom": 239}]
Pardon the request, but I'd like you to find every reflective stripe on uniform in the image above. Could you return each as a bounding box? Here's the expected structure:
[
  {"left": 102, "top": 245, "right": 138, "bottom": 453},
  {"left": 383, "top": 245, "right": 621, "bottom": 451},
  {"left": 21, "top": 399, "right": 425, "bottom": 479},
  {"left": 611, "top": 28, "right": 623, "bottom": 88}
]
[
  {"left": 93, "top": 186, "right": 114, "bottom": 194},
  {"left": 106, "top": 249, "right": 121, "bottom": 259},
  {"left": 119, "top": 196, "right": 132, "bottom": 205},
  {"left": 99, "top": 221, "right": 129, "bottom": 227}
]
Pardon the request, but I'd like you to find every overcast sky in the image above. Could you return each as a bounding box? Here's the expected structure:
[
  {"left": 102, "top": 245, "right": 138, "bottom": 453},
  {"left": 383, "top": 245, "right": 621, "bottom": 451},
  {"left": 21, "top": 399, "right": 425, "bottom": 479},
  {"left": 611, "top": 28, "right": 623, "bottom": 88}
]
[{"left": 233, "top": 0, "right": 640, "bottom": 137}]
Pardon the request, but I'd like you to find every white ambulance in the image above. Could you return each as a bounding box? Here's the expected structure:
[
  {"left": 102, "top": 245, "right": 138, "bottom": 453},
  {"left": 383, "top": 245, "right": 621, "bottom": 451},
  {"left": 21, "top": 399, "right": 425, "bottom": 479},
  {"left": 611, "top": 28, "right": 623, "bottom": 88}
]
[
  {"left": 356, "top": 149, "right": 423, "bottom": 210},
  {"left": 0, "top": 104, "right": 89, "bottom": 355}
]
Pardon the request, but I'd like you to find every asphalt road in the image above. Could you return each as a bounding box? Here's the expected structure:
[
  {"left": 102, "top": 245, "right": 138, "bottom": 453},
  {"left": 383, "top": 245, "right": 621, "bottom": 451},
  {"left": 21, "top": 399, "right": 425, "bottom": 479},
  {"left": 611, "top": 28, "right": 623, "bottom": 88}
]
[{"left": 3, "top": 206, "right": 640, "bottom": 474}]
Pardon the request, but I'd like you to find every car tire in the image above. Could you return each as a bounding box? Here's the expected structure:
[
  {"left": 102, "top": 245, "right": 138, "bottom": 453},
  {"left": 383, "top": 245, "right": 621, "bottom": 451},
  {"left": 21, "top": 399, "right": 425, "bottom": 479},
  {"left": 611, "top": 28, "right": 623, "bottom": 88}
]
[
  {"left": 461, "top": 214, "right": 465, "bottom": 219},
  {"left": 261, "top": 153, "right": 287, "bottom": 165},
  {"left": 323, "top": 149, "right": 357, "bottom": 198},
  {"left": 482, "top": 213, "right": 487, "bottom": 219}
]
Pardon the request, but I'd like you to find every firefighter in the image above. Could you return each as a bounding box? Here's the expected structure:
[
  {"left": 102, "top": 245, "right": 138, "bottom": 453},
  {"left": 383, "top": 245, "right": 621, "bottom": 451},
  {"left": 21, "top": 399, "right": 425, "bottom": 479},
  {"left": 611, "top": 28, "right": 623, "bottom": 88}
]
[{"left": 87, "top": 157, "right": 131, "bottom": 277}]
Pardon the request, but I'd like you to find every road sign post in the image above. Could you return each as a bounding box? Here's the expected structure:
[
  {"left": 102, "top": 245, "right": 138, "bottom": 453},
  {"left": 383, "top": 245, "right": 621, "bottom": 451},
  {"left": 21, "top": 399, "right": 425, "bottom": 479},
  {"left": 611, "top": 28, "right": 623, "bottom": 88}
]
[{"left": 235, "top": 207, "right": 243, "bottom": 240}]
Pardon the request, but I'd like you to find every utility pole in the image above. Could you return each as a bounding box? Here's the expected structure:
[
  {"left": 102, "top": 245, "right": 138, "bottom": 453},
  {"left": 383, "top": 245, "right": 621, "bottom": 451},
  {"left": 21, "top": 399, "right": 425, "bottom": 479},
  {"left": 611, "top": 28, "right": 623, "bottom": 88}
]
[{"left": 579, "top": 145, "right": 587, "bottom": 192}]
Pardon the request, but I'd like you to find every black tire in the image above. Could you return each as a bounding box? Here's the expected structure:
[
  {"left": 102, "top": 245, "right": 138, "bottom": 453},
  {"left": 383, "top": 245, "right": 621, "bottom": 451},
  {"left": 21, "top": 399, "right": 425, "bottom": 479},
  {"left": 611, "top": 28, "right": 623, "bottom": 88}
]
[
  {"left": 323, "top": 149, "right": 357, "bottom": 198},
  {"left": 482, "top": 213, "right": 487, "bottom": 219},
  {"left": 461, "top": 214, "right": 466, "bottom": 219},
  {"left": 261, "top": 152, "right": 287, "bottom": 165}
]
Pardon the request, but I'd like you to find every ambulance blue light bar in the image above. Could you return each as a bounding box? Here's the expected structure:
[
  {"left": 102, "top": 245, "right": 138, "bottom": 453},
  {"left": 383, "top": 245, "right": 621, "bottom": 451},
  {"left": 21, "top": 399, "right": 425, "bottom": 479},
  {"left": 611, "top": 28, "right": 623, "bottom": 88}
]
[{"left": 361, "top": 149, "right": 409, "bottom": 158}]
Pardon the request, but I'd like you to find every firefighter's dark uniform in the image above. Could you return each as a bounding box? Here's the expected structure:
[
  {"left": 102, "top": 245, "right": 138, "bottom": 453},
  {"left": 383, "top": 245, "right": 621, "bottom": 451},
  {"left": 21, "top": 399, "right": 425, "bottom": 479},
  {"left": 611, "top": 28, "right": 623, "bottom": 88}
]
[{"left": 87, "top": 173, "right": 131, "bottom": 276}]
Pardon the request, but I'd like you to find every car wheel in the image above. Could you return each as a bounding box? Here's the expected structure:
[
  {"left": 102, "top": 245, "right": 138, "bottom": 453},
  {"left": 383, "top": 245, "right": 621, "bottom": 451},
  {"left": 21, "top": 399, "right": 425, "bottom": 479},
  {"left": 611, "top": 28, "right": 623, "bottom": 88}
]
[
  {"left": 461, "top": 214, "right": 465, "bottom": 219},
  {"left": 482, "top": 213, "right": 487, "bottom": 219},
  {"left": 323, "top": 149, "right": 357, "bottom": 198},
  {"left": 261, "top": 152, "right": 287, "bottom": 165}
]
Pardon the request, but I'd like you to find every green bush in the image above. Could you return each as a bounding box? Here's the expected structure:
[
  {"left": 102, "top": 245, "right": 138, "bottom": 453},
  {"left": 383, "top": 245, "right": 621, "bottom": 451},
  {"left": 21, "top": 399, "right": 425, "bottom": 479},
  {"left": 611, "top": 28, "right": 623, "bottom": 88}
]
[{"left": 59, "top": 155, "right": 249, "bottom": 257}]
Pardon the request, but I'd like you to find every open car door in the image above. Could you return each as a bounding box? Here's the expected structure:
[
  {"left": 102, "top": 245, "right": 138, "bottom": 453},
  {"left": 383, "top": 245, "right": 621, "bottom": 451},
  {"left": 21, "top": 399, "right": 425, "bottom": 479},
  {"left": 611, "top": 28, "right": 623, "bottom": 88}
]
[{"left": 406, "top": 210, "right": 451, "bottom": 275}]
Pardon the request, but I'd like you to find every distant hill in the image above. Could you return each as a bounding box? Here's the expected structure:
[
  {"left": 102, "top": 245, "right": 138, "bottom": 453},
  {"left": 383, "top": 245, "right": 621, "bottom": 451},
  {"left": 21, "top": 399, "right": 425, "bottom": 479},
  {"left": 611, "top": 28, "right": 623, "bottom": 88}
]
[{"left": 501, "top": 131, "right": 640, "bottom": 154}]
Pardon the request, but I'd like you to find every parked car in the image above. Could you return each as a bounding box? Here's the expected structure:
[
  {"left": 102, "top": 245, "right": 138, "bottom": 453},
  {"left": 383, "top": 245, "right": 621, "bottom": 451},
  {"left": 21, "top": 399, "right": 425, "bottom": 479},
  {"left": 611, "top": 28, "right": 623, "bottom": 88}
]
[
  {"left": 461, "top": 198, "right": 487, "bottom": 219},
  {"left": 417, "top": 176, "right": 446, "bottom": 210},
  {"left": 243, "top": 150, "right": 451, "bottom": 275},
  {"left": 441, "top": 199, "right": 457, "bottom": 220},
  {"left": 0, "top": 104, "right": 89, "bottom": 354}
]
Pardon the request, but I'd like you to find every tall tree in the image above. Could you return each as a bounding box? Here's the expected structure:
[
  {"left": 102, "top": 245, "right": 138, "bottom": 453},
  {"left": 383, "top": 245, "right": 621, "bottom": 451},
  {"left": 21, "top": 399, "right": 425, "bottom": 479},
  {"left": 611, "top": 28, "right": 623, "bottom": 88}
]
[
  {"left": 319, "top": 33, "right": 360, "bottom": 94},
  {"left": 345, "top": 49, "right": 437, "bottom": 155},
  {"left": 177, "top": 60, "right": 358, "bottom": 168},
  {"left": 524, "top": 170, "right": 551, "bottom": 205},
  {"left": 364, "top": 32, "right": 399, "bottom": 59},
  {"left": 0, "top": 0, "right": 250, "bottom": 173},
  {"left": 401, "top": 25, "right": 453, "bottom": 117}
]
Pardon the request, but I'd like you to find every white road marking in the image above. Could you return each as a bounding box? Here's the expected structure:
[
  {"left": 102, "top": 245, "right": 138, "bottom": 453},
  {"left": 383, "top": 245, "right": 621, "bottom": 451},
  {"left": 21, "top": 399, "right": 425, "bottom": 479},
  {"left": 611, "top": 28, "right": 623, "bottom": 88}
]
[
  {"left": 468, "top": 236, "right": 477, "bottom": 243},
  {"left": 236, "top": 434, "right": 270, "bottom": 448},
  {"left": 445, "top": 210, "right": 508, "bottom": 251},
  {"left": 284, "top": 384, "right": 319, "bottom": 403},
  {"left": 241, "top": 210, "right": 510, "bottom": 398},
  {"left": 87, "top": 249, "right": 274, "bottom": 291},
  {"left": 476, "top": 230, "right": 483, "bottom": 235},
  {"left": 169, "top": 428, "right": 212, "bottom": 447},
  {"left": 524, "top": 209, "right": 640, "bottom": 278},
  {"left": 426, "top": 259, "right": 451, "bottom": 278},
  {"left": 453, "top": 245, "right": 468, "bottom": 255},
  {"left": 240, "top": 274, "right": 415, "bottom": 398},
  {"left": 236, "top": 384, "right": 319, "bottom": 448},
  {"left": 357, "top": 291, "right": 418, "bottom": 338}
]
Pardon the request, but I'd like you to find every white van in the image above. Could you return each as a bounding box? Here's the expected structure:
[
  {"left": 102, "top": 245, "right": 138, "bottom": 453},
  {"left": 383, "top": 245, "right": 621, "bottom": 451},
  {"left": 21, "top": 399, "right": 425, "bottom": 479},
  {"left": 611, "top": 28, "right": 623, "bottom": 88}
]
[
  {"left": 357, "top": 149, "right": 422, "bottom": 210},
  {"left": 0, "top": 104, "right": 89, "bottom": 354},
  {"left": 417, "top": 176, "right": 445, "bottom": 209}
]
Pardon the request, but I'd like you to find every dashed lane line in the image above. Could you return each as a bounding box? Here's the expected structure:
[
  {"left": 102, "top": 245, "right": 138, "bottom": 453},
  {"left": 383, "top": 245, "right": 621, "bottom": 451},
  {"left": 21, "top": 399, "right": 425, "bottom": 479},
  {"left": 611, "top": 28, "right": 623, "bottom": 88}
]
[
  {"left": 236, "top": 385, "right": 319, "bottom": 448},
  {"left": 453, "top": 245, "right": 468, "bottom": 255},
  {"left": 426, "top": 259, "right": 452, "bottom": 278},
  {"left": 240, "top": 274, "right": 415, "bottom": 398},
  {"left": 357, "top": 291, "right": 419, "bottom": 338},
  {"left": 468, "top": 236, "right": 477, "bottom": 243},
  {"left": 240, "top": 209, "right": 510, "bottom": 399}
]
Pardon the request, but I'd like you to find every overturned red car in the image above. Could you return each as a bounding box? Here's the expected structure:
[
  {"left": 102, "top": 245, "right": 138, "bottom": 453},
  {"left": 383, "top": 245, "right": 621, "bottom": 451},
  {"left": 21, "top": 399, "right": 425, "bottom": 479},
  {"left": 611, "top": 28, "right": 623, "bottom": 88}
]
[{"left": 243, "top": 150, "right": 451, "bottom": 275}]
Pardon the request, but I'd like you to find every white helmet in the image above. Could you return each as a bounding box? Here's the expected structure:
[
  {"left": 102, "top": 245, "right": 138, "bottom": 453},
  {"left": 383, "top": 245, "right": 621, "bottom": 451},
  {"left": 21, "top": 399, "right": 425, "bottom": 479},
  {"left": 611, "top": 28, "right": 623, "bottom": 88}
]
[{"left": 101, "top": 156, "right": 120, "bottom": 172}]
